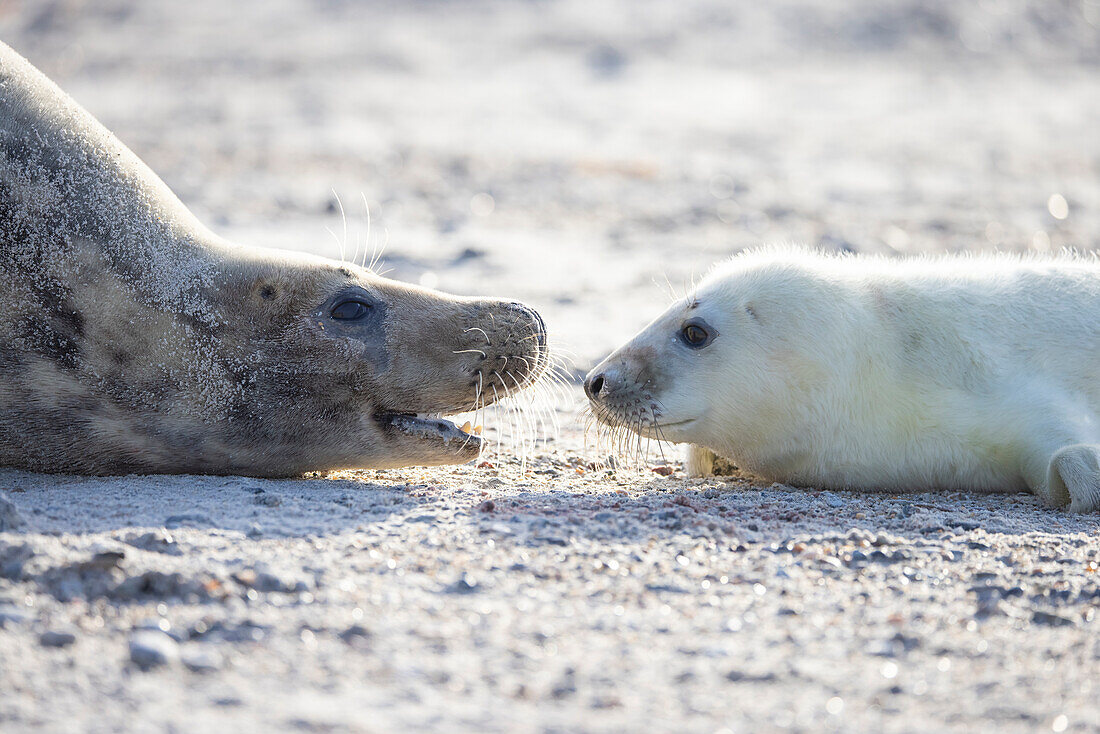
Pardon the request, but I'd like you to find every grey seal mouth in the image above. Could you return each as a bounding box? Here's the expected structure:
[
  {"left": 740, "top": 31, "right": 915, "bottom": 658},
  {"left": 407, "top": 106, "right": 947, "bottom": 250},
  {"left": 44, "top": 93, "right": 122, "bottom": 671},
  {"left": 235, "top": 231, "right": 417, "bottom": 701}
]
[{"left": 376, "top": 412, "right": 484, "bottom": 451}]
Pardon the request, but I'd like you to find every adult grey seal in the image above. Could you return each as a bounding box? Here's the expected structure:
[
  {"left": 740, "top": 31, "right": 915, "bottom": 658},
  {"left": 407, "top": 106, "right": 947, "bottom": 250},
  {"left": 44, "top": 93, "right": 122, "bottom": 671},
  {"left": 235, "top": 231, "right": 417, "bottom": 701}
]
[
  {"left": 0, "top": 41, "right": 547, "bottom": 476},
  {"left": 585, "top": 248, "right": 1100, "bottom": 512}
]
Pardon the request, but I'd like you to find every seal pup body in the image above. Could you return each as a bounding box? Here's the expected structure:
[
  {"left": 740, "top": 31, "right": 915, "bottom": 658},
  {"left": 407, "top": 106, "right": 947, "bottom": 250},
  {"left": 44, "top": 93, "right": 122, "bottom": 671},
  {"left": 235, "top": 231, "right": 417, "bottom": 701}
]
[
  {"left": 585, "top": 248, "right": 1100, "bottom": 512},
  {"left": 0, "top": 42, "right": 547, "bottom": 476}
]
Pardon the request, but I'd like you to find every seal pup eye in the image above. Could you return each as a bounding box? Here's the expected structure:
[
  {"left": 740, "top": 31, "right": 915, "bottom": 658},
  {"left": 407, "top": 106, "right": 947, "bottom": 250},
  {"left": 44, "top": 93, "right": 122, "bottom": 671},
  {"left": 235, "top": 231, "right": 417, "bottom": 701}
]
[
  {"left": 680, "top": 320, "right": 716, "bottom": 349},
  {"left": 330, "top": 299, "right": 372, "bottom": 320}
]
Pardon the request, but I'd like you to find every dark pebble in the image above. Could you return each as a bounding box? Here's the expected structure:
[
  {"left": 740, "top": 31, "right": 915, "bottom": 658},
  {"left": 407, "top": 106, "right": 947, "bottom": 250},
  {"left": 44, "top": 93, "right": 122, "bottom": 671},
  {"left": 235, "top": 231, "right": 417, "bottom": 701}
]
[
  {"left": 446, "top": 574, "right": 480, "bottom": 594},
  {"left": 165, "top": 514, "right": 211, "bottom": 529},
  {"left": 1032, "top": 610, "right": 1076, "bottom": 627},
  {"left": 0, "top": 492, "right": 26, "bottom": 531},
  {"left": 339, "top": 624, "right": 371, "bottom": 643},
  {"left": 40, "top": 628, "right": 77, "bottom": 647}
]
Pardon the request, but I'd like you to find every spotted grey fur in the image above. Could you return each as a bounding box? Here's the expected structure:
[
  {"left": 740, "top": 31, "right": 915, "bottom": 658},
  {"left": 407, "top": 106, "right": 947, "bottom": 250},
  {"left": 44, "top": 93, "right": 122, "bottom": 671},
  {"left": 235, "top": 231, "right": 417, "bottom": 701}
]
[{"left": 0, "top": 41, "right": 547, "bottom": 476}]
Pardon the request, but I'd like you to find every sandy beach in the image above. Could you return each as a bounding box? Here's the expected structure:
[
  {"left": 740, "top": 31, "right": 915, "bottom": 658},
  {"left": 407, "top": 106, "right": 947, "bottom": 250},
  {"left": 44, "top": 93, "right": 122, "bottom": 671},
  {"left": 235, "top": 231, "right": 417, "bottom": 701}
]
[{"left": 2, "top": 1, "right": 1100, "bottom": 731}]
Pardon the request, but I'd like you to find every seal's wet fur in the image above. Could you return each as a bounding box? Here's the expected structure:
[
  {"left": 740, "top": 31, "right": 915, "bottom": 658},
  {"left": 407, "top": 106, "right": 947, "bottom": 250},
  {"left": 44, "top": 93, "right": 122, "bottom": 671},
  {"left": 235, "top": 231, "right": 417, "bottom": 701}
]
[{"left": 0, "top": 41, "right": 546, "bottom": 476}]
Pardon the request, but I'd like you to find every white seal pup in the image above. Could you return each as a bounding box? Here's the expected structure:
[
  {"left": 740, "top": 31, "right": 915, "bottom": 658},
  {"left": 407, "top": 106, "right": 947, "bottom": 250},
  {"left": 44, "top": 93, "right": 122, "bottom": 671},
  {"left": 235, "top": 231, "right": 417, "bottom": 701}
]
[
  {"left": 585, "top": 247, "right": 1100, "bottom": 512},
  {"left": 0, "top": 41, "right": 548, "bottom": 476}
]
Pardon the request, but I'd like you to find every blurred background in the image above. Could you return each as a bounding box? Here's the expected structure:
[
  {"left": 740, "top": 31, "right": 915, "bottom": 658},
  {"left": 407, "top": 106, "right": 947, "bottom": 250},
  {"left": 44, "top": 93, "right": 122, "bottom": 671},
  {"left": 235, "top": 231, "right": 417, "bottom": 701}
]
[{"left": 2, "top": 0, "right": 1098, "bottom": 369}]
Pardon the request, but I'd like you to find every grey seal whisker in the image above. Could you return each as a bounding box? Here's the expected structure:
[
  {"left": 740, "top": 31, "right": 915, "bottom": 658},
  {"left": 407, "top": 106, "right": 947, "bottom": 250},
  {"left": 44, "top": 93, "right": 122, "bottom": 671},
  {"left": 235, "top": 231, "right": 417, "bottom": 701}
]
[{"left": 463, "top": 327, "right": 491, "bottom": 345}]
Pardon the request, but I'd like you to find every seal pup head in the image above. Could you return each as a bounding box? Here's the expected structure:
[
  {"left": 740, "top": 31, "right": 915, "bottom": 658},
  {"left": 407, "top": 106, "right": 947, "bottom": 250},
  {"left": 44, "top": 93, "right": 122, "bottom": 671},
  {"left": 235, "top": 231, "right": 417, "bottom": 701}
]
[
  {"left": 0, "top": 41, "right": 549, "bottom": 476},
  {"left": 583, "top": 250, "right": 836, "bottom": 468}
]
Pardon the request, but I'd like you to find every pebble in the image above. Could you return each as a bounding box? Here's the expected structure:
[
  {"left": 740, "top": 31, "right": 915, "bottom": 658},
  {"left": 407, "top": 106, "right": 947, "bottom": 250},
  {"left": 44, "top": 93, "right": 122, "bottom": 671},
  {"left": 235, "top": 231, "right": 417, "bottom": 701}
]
[
  {"left": 110, "top": 571, "right": 210, "bottom": 602},
  {"left": 339, "top": 624, "right": 371, "bottom": 643},
  {"left": 975, "top": 598, "right": 1010, "bottom": 619},
  {"left": 39, "top": 628, "right": 78, "bottom": 647},
  {"left": 129, "top": 631, "right": 180, "bottom": 669},
  {"left": 233, "top": 568, "right": 308, "bottom": 594},
  {"left": 135, "top": 617, "right": 178, "bottom": 637},
  {"left": 165, "top": 514, "right": 211, "bottom": 529},
  {"left": 445, "top": 574, "right": 480, "bottom": 594},
  {"left": 181, "top": 646, "right": 223, "bottom": 672},
  {"left": 125, "top": 529, "right": 181, "bottom": 556},
  {"left": 0, "top": 543, "right": 34, "bottom": 580},
  {"left": 0, "top": 492, "right": 27, "bottom": 531},
  {"left": 1032, "top": 611, "right": 1076, "bottom": 627},
  {"left": 191, "top": 620, "right": 269, "bottom": 643},
  {"left": 0, "top": 603, "right": 31, "bottom": 627}
]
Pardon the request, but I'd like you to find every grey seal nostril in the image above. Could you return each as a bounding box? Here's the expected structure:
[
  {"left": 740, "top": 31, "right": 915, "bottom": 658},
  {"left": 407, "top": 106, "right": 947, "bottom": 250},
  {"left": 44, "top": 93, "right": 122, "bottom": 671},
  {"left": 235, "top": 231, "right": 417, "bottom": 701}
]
[{"left": 584, "top": 373, "right": 605, "bottom": 400}]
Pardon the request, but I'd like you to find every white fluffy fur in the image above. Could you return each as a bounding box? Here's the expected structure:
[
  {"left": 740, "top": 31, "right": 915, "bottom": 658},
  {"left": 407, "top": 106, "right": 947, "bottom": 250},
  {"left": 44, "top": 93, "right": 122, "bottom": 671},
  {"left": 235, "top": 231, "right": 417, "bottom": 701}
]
[{"left": 588, "top": 247, "right": 1100, "bottom": 511}]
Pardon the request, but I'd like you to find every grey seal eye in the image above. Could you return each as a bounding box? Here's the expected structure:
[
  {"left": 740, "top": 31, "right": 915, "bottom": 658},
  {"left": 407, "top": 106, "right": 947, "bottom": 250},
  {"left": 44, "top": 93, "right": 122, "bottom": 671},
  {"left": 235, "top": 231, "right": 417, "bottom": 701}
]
[
  {"left": 680, "top": 319, "right": 716, "bottom": 349},
  {"left": 330, "top": 299, "right": 372, "bottom": 320}
]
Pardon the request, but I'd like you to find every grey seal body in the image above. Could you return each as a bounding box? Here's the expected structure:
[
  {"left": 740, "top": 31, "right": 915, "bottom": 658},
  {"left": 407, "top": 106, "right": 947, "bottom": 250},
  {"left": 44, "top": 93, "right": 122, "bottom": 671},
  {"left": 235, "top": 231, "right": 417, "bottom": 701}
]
[{"left": 0, "top": 41, "right": 546, "bottom": 476}]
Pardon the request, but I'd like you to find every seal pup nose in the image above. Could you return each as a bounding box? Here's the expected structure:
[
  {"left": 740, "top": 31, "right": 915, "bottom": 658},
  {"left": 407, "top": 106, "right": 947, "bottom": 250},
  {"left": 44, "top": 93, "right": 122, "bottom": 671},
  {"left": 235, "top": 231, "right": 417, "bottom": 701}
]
[{"left": 584, "top": 372, "right": 606, "bottom": 400}]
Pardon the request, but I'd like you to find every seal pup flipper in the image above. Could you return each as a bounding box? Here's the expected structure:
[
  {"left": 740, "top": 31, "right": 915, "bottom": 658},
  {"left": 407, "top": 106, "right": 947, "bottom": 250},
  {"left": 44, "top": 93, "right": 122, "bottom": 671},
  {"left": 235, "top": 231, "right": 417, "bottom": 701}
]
[
  {"left": 1046, "top": 445, "right": 1100, "bottom": 513},
  {"left": 685, "top": 445, "right": 739, "bottom": 477},
  {"left": 685, "top": 445, "right": 716, "bottom": 477}
]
